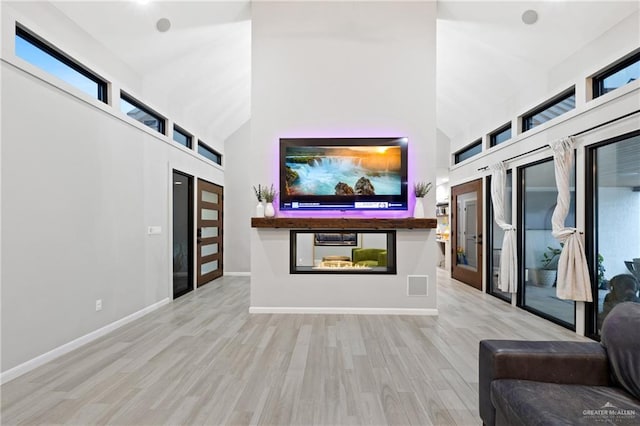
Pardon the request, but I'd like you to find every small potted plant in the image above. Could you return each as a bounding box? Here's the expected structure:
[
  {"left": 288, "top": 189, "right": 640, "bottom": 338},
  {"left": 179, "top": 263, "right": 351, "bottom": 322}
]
[
  {"left": 262, "top": 184, "right": 278, "bottom": 218},
  {"left": 412, "top": 181, "right": 432, "bottom": 218},
  {"left": 252, "top": 184, "right": 264, "bottom": 217},
  {"left": 536, "top": 245, "right": 562, "bottom": 287}
]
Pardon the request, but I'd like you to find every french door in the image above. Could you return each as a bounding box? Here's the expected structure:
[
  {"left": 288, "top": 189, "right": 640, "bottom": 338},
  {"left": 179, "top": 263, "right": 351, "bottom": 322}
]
[
  {"left": 197, "top": 179, "right": 223, "bottom": 286},
  {"left": 451, "top": 179, "right": 484, "bottom": 290}
]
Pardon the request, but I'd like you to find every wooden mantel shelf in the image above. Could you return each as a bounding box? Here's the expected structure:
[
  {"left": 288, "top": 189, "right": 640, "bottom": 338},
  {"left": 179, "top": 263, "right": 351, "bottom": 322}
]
[{"left": 251, "top": 217, "right": 436, "bottom": 229}]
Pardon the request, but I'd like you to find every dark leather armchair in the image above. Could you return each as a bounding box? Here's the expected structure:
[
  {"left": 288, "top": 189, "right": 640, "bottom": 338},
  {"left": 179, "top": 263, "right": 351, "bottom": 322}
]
[{"left": 479, "top": 302, "right": 640, "bottom": 425}]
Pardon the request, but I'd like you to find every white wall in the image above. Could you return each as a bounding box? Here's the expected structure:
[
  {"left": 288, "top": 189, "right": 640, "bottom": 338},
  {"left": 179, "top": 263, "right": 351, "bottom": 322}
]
[
  {"left": 223, "top": 120, "right": 251, "bottom": 274},
  {"left": 1, "top": 3, "right": 223, "bottom": 375},
  {"left": 250, "top": 1, "right": 437, "bottom": 311}
]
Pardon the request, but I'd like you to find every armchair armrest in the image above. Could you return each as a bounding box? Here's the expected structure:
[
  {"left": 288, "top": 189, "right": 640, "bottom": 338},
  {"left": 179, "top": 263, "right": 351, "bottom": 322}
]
[{"left": 479, "top": 340, "right": 610, "bottom": 426}]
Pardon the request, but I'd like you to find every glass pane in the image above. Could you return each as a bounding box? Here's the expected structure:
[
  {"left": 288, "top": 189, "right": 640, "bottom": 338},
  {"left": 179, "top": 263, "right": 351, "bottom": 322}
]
[
  {"left": 198, "top": 142, "right": 222, "bottom": 165},
  {"left": 201, "top": 243, "right": 218, "bottom": 257},
  {"left": 522, "top": 159, "right": 576, "bottom": 326},
  {"left": 202, "top": 191, "right": 218, "bottom": 204},
  {"left": 201, "top": 260, "right": 218, "bottom": 275},
  {"left": 491, "top": 126, "right": 512, "bottom": 147},
  {"left": 595, "top": 134, "right": 640, "bottom": 333},
  {"left": 15, "top": 31, "right": 101, "bottom": 100},
  {"left": 455, "top": 141, "right": 482, "bottom": 164},
  {"left": 201, "top": 227, "right": 218, "bottom": 238},
  {"left": 456, "top": 192, "right": 478, "bottom": 271},
  {"left": 600, "top": 60, "right": 640, "bottom": 96},
  {"left": 173, "top": 128, "right": 191, "bottom": 148},
  {"left": 524, "top": 93, "right": 575, "bottom": 131},
  {"left": 201, "top": 208, "right": 218, "bottom": 221},
  {"left": 172, "top": 172, "right": 192, "bottom": 297},
  {"left": 489, "top": 172, "right": 512, "bottom": 301},
  {"left": 120, "top": 97, "right": 162, "bottom": 133},
  {"left": 291, "top": 231, "right": 396, "bottom": 274}
]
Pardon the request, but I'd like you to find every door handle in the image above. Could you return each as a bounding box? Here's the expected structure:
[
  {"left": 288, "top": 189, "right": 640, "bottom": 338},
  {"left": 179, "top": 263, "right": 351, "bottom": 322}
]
[{"left": 197, "top": 228, "right": 202, "bottom": 244}]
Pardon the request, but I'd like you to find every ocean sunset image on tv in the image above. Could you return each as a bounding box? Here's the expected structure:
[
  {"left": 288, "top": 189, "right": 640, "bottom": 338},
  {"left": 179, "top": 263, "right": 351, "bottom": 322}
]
[
  {"left": 286, "top": 146, "right": 402, "bottom": 196},
  {"left": 280, "top": 138, "right": 408, "bottom": 211}
]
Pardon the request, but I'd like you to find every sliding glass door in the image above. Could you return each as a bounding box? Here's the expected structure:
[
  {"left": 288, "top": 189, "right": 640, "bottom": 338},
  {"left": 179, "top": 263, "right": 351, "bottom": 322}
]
[
  {"left": 518, "top": 158, "right": 575, "bottom": 328},
  {"left": 586, "top": 130, "right": 640, "bottom": 337}
]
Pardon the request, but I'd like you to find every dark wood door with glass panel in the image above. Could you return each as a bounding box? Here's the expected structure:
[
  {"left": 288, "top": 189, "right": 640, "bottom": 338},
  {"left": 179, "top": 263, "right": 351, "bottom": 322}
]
[
  {"left": 451, "top": 179, "right": 483, "bottom": 290},
  {"left": 197, "top": 179, "right": 223, "bottom": 286}
]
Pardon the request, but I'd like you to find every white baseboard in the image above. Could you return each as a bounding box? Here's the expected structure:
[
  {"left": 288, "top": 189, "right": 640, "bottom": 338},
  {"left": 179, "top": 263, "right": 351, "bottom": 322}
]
[
  {"left": 249, "top": 307, "right": 438, "bottom": 316},
  {"left": 224, "top": 272, "right": 251, "bottom": 277},
  {"left": 0, "top": 298, "right": 171, "bottom": 385}
]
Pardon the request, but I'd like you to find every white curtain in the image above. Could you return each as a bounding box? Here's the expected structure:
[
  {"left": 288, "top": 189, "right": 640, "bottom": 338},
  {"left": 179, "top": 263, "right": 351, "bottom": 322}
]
[
  {"left": 490, "top": 163, "right": 518, "bottom": 293},
  {"left": 550, "top": 136, "right": 593, "bottom": 302}
]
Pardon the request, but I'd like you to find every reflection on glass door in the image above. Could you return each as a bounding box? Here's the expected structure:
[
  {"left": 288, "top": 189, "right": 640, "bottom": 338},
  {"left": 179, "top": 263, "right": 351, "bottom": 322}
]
[
  {"left": 487, "top": 172, "right": 512, "bottom": 302},
  {"left": 451, "top": 179, "right": 483, "bottom": 289},
  {"left": 173, "top": 170, "right": 193, "bottom": 299},
  {"left": 519, "top": 158, "right": 575, "bottom": 328},
  {"left": 587, "top": 131, "right": 640, "bottom": 337},
  {"left": 197, "top": 179, "right": 223, "bottom": 286}
]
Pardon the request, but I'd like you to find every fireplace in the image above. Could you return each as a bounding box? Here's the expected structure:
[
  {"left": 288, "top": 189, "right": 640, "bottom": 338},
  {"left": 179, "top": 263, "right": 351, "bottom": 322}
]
[{"left": 290, "top": 230, "right": 396, "bottom": 274}]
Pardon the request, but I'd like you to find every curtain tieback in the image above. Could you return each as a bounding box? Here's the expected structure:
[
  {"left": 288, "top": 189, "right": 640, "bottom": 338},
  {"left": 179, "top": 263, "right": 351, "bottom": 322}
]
[{"left": 552, "top": 228, "right": 577, "bottom": 241}]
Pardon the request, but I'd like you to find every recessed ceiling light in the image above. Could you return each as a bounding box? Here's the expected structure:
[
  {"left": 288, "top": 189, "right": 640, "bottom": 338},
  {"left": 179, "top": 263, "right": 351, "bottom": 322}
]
[
  {"left": 522, "top": 9, "right": 538, "bottom": 25},
  {"left": 136, "top": 0, "right": 150, "bottom": 5},
  {"left": 156, "top": 18, "right": 171, "bottom": 33}
]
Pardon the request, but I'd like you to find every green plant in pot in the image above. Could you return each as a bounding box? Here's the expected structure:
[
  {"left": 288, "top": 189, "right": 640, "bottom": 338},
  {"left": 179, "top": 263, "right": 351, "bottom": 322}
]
[{"left": 533, "top": 245, "right": 562, "bottom": 287}]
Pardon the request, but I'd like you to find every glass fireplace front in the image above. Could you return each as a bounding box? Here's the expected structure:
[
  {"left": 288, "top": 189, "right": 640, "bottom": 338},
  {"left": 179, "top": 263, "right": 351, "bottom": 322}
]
[{"left": 290, "top": 230, "right": 396, "bottom": 274}]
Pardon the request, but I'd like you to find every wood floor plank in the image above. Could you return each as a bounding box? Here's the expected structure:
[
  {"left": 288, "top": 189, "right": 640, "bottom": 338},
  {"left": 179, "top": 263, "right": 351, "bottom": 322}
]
[{"left": 1, "top": 270, "right": 588, "bottom": 425}]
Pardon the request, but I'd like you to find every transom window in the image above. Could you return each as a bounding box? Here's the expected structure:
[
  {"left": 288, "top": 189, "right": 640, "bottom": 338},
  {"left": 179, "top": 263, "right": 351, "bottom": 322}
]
[
  {"left": 454, "top": 139, "right": 482, "bottom": 164},
  {"left": 120, "top": 92, "right": 165, "bottom": 135},
  {"left": 593, "top": 51, "right": 640, "bottom": 98},
  {"left": 173, "top": 125, "right": 193, "bottom": 149},
  {"left": 198, "top": 141, "right": 222, "bottom": 165},
  {"left": 489, "top": 123, "right": 512, "bottom": 147},
  {"left": 522, "top": 89, "right": 575, "bottom": 132},
  {"left": 15, "top": 24, "right": 107, "bottom": 103}
]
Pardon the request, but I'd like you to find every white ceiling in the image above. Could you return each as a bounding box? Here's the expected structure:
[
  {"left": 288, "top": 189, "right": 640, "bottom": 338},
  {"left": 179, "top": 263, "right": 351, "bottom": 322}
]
[
  {"left": 436, "top": 0, "right": 639, "bottom": 140},
  {"left": 50, "top": 0, "right": 638, "bottom": 144}
]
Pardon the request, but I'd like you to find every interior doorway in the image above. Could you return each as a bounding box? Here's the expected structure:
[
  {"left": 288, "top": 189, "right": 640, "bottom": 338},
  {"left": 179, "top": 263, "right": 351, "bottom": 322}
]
[
  {"left": 197, "top": 178, "right": 223, "bottom": 286},
  {"left": 451, "top": 178, "right": 484, "bottom": 290},
  {"left": 172, "top": 170, "right": 194, "bottom": 299}
]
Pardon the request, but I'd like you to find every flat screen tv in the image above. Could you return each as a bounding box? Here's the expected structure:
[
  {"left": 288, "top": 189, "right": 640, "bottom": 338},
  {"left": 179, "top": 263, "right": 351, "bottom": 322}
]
[{"left": 280, "top": 137, "right": 408, "bottom": 211}]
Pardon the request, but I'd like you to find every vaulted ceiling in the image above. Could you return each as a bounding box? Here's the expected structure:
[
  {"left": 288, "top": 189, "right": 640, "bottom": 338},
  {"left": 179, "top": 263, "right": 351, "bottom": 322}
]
[{"left": 50, "top": 1, "right": 638, "bottom": 145}]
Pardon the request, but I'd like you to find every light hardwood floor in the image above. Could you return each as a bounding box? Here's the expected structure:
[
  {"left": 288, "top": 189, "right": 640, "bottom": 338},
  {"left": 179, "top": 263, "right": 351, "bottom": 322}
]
[{"left": 1, "top": 269, "right": 588, "bottom": 425}]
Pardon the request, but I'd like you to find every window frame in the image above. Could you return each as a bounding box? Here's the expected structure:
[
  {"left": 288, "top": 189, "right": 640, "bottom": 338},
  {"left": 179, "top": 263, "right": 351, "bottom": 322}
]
[
  {"left": 173, "top": 124, "right": 193, "bottom": 149},
  {"left": 489, "top": 123, "right": 512, "bottom": 147},
  {"left": 120, "top": 92, "right": 166, "bottom": 135},
  {"left": 198, "top": 140, "right": 222, "bottom": 166},
  {"left": 15, "top": 24, "right": 108, "bottom": 104},
  {"left": 522, "top": 88, "right": 576, "bottom": 132},
  {"left": 516, "top": 156, "right": 577, "bottom": 331},
  {"left": 592, "top": 50, "right": 640, "bottom": 99},
  {"left": 584, "top": 129, "right": 640, "bottom": 340},
  {"left": 454, "top": 139, "right": 482, "bottom": 164}
]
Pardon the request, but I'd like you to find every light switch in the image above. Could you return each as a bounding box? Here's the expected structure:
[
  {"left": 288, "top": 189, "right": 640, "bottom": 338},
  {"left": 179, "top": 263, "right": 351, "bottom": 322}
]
[{"left": 147, "top": 226, "right": 162, "bottom": 235}]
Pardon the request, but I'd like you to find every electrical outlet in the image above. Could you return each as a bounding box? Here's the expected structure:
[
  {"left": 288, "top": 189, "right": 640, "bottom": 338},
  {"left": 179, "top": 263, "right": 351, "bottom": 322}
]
[{"left": 95, "top": 299, "right": 102, "bottom": 311}]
